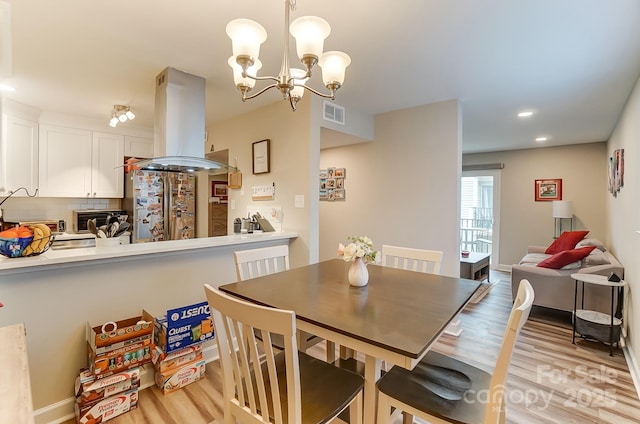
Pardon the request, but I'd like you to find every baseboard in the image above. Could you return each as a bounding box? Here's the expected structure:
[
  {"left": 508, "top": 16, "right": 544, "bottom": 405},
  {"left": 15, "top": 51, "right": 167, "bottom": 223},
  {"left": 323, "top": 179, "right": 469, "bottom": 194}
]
[
  {"left": 622, "top": 338, "right": 640, "bottom": 401},
  {"left": 496, "top": 264, "right": 512, "bottom": 273},
  {"left": 33, "top": 343, "right": 219, "bottom": 424}
]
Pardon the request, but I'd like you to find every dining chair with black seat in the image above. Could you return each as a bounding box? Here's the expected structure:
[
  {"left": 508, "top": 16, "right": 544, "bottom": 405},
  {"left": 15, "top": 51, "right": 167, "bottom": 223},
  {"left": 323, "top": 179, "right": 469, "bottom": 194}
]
[
  {"left": 204, "top": 284, "right": 364, "bottom": 424},
  {"left": 233, "top": 245, "right": 333, "bottom": 361},
  {"left": 375, "top": 279, "right": 535, "bottom": 424}
]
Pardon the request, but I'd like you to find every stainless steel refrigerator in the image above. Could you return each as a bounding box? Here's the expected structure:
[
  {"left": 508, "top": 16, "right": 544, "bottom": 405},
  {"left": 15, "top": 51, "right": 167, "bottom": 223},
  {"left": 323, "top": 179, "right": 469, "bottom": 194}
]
[{"left": 124, "top": 170, "right": 196, "bottom": 242}]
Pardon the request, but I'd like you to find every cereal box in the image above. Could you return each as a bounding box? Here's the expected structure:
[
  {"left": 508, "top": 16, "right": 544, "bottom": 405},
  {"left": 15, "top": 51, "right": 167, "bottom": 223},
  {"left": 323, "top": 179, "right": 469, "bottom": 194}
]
[
  {"left": 75, "top": 388, "right": 138, "bottom": 424},
  {"left": 75, "top": 367, "right": 140, "bottom": 407},
  {"left": 88, "top": 340, "right": 153, "bottom": 379},
  {"left": 151, "top": 344, "right": 203, "bottom": 373},
  {"left": 86, "top": 311, "right": 154, "bottom": 352},
  {"left": 155, "top": 358, "right": 206, "bottom": 394},
  {"left": 153, "top": 302, "right": 214, "bottom": 353}
]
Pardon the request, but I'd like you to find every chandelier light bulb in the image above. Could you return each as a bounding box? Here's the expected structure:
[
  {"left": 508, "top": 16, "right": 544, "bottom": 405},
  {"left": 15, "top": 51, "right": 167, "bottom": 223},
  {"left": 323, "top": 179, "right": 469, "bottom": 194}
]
[
  {"left": 290, "top": 16, "right": 330, "bottom": 62},
  {"left": 125, "top": 110, "right": 135, "bottom": 120},
  {"left": 109, "top": 115, "right": 118, "bottom": 127},
  {"left": 289, "top": 68, "right": 309, "bottom": 99},
  {"left": 226, "top": 19, "right": 267, "bottom": 62},
  {"left": 118, "top": 113, "right": 128, "bottom": 123},
  {"left": 319, "top": 51, "right": 351, "bottom": 86},
  {"left": 228, "top": 56, "right": 262, "bottom": 89}
]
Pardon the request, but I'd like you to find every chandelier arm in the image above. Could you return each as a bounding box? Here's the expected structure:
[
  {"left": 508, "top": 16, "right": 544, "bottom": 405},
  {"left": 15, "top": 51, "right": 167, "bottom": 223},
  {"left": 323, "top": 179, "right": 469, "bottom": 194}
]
[
  {"left": 298, "top": 84, "right": 336, "bottom": 100},
  {"left": 243, "top": 73, "right": 281, "bottom": 83},
  {"left": 243, "top": 83, "right": 279, "bottom": 100}
]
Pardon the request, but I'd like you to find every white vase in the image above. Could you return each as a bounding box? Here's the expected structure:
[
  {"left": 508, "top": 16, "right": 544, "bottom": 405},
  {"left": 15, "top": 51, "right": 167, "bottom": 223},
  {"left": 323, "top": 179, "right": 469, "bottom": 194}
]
[{"left": 348, "top": 257, "right": 369, "bottom": 287}]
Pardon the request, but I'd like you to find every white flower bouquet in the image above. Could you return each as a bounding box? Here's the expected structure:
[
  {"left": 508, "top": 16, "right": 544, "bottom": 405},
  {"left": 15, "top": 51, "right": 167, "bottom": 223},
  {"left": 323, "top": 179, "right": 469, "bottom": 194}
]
[{"left": 337, "top": 236, "right": 380, "bottom": 264}]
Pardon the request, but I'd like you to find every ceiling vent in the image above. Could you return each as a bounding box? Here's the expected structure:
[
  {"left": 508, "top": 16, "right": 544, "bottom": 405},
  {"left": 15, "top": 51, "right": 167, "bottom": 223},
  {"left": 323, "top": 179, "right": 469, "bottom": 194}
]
[{"left": 323, "top": 101, "right": 345, "bottom": 125}]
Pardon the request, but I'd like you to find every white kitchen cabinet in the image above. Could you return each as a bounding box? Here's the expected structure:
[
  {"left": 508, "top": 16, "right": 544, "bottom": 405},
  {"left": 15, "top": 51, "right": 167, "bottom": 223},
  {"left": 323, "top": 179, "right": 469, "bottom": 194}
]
[
  {"left": 38, "top": 125, "right": 124, "bottom": 198},
  {"left": 0, "top": 114, "right": 39, "bottom": 197},
  {"left": 124, "top": 135, "right": 154, "bottom": 158},
  {"left": 92, "top": 132, "right": 125, "bottom": 197}
]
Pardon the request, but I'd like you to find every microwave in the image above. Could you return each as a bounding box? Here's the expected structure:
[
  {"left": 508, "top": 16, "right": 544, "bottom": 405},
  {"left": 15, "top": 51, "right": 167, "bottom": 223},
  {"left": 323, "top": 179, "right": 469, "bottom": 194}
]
[{"left": 73, "top": 210, "right": 127, "bottom": 233}]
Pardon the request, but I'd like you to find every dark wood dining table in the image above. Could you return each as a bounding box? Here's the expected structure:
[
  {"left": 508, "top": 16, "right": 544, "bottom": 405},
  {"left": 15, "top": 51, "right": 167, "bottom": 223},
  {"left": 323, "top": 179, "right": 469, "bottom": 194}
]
[{"left": 219, "top": 259, "right": 481, "bottom": 423}]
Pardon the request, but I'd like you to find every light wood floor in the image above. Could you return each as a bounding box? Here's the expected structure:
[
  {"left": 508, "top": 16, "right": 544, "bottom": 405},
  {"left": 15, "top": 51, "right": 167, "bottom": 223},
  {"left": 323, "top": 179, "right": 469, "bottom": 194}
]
[{"left": 63, "top": 271, "right": 640, "bottom": 423}]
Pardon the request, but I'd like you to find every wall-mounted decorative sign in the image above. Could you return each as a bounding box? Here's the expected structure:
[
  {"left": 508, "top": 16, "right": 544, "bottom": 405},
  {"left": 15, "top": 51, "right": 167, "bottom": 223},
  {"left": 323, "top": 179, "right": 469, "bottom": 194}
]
[
  {"left": 252, "top": 184, "right": 275, "bottom": 201},
  {"left": 252, "top": 139, "right": 270, "bottom": 174},
  {"left": 534, "top": 179, "right": 562, "bottom": 201},
  {"left": 320, "top": 167, "right": 346, "bottom": 201},
  {"left": 608, "top": 148, "right": 624, "bottom": 197}
]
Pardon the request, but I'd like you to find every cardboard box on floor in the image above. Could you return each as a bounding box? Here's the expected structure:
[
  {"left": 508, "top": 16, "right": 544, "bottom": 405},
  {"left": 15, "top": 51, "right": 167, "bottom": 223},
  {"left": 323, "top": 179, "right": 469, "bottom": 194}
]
[
  {"left": 75, "top": 367, "right": 140, "bottom": 407},
  {"left": 150, "top": 302, "right": 214, "bottom": 353},
  {"left": 75, "top": 387, "right": 138, "bottom": 424},
  {"left": 154, "top": 358, "right": 206, "bottom": 394}
]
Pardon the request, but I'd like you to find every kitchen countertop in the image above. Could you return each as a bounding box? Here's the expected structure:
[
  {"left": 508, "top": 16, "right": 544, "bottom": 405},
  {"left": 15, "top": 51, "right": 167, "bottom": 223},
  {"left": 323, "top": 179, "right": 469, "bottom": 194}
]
[{"left": 0, "top": 232, "right": 298, "bottom": 275}]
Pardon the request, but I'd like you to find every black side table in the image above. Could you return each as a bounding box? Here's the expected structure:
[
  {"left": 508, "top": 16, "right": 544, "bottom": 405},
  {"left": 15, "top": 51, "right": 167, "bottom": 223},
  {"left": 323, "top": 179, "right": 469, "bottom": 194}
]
[{"left": 571, "top": 273, "right": 626, "bottom": 356}]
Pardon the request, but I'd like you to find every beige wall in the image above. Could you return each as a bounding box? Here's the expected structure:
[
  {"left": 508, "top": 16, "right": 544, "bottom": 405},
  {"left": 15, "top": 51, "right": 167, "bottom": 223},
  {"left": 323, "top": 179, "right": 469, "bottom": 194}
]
[
  {"left": 319, "top": 100, "right": 462, "bottom": 277},
  {"left": 207, "top": 97, "right": 318, "bottom": 268},
  {"left": 463, "top": 143, "right": 608, "bottom": 267},
  {"left": 606, "top": 73, "right": 640, "bottom": 376}
]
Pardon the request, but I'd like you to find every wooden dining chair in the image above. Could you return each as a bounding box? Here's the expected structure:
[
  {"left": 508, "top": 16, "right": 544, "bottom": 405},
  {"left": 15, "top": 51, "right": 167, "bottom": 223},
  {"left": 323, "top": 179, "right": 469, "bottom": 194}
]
[
  {"left": 376, "top": 279, "right": 535, "bottom": 424},
  {"left": 380, "top": 244, "right": 443, "bottom": 274},
  {"left": 204, "top": 284, "right": 364, "bottom": 424},
  {"left": 233, "top": 245, "right": 331, "bottom": 359}
]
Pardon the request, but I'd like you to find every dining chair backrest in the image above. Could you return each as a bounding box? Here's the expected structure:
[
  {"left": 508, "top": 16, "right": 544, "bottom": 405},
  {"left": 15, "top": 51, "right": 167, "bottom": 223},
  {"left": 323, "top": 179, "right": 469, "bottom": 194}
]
[
  {"left": 483, "top": 278, "right": 534, "bottom": 422},
  {"left": 204, "top": 284, "right": 300, "bottom": 424},
  {"left": 381, "top": 244, "right": 443, "bottom": 274},
  {"left": 234, "top": 245, "right": 290, "bottom": 281}
]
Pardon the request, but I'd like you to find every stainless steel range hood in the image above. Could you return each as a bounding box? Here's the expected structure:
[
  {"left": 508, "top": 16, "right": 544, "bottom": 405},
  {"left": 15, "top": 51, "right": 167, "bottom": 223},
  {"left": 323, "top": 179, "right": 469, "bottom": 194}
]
[{"left": 138, "top": 66, "right": 235, "bottom": 174}]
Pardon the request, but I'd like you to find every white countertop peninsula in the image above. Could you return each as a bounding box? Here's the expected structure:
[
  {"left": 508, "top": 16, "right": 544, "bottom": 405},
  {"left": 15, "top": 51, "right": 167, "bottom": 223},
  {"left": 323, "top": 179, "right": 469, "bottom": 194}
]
[
  {"left": 0, "top": 232, "right": 298, "bottom": 275},
  {"left": 0, "top": 232, "right": 297, "bottom": 423}
]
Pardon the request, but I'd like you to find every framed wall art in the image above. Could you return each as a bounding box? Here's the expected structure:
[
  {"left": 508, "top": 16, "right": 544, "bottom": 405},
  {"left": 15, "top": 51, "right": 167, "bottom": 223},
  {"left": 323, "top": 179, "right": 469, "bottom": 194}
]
[
  {"left": 608, "top": 148, "right": 624, "bottom": 197},
  {"left": 252, "top": 139, "right": 270, "bottom": 174},
  {"left": 320, "top": 167, "right": 346, "bottom": 201},
  {"left": 534, "top": 179, "right": 562, "bottom": 201}
]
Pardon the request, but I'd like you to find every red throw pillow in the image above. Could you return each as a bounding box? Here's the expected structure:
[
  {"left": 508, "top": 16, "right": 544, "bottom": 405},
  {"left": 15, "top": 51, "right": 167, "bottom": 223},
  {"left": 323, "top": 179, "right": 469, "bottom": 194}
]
[
  {"left": 537, "top": 245, "right": 597, "bottom": 269},
  {"left": 545, "top": 230, "right": 590, "bottom": 254}
]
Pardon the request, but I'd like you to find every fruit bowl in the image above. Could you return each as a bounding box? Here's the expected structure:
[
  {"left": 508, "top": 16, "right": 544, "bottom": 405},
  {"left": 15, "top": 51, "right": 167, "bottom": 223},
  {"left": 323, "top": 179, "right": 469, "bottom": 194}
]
[{"left": 0, "top": 236, "right": 34, "bottom": 258}]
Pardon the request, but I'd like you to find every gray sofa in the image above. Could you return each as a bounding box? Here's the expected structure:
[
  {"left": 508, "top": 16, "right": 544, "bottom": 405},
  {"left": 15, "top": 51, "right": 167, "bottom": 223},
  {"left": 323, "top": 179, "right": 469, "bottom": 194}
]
[{"left": 511, "top": 239, "right": 624, "bottom": 313}]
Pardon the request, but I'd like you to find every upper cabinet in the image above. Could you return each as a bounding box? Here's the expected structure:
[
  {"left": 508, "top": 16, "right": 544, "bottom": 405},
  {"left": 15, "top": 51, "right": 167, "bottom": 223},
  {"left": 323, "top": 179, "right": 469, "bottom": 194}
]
[
  {"left": 0, "top": 114, "right": 39, "bottom": 197},
  {"left": 38, "top": 125, "right": 124, "bottom": 198},
  {"left": 124, "top": 136, "right": 154, "bottom": 159}
]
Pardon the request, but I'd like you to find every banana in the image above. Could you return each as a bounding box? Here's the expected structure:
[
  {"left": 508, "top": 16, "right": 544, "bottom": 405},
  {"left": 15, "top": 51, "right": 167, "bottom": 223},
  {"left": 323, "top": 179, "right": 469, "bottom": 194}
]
[
  {"left": 26, "top": 225, "right": 46, "bottom": 254},
  {"left": 22, "top": 245, "right": 34, "bottom": 256},
  {"left": 34, "top": 224, "right": 51, "bottom": 252}
]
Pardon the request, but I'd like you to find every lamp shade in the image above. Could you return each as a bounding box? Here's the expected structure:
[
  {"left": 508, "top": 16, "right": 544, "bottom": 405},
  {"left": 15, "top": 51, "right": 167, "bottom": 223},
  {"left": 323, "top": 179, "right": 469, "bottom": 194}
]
[
  {"left": 228, "top": 56, "right": 262, "bottom": 89},
  {"left": 289, "top": 68, "right": 308, "bottom": 99},
  {"left": 226, "top": 19, "right": 267, "bottom": 60},
  {"left": 290, "top": 16, "right": 330, "bottom": 60},
  {"left": 552, "top": 200, "right": 573, "bottom": 218},
  {"left": 318, "top": 51, "right": 351, "bottom": 86}
]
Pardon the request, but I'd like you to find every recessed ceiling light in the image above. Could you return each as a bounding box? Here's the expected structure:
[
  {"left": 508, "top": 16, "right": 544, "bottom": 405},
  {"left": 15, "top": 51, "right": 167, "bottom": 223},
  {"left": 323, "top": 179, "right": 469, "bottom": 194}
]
[
  {"left": 518, "top": 111, "right": 534, "bottom": 118},
  {"left": 535, "top": 137, "right": 548, "bottom": 142}
]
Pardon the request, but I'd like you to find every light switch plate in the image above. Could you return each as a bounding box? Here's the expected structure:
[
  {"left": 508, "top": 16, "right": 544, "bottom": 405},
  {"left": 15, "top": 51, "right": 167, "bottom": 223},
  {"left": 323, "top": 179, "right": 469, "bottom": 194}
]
[{"left": 295, "top": 195, "right": 304, "bottom": 208}]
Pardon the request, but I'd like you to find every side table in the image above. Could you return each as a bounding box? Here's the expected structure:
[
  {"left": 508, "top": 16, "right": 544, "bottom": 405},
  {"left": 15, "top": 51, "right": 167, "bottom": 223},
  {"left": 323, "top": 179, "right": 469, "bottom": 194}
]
[
  {"left": 460, "top": 252, "right": 490, "bottom": 282},
  {"left": 570, "top": 273, "right": 626, "bottom": 356}
]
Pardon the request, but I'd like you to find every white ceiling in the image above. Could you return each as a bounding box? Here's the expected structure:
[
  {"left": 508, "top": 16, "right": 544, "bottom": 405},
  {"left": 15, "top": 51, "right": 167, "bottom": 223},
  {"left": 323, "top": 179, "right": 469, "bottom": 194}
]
[{"left": 3, "top": 0, "right": 640, "bottom": 153}]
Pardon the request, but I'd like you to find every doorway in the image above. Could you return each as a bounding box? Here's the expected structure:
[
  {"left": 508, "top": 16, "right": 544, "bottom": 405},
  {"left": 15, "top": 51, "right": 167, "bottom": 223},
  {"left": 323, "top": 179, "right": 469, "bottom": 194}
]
[{"left": 460, "top": 169, "right": 500, "bottom": 267}]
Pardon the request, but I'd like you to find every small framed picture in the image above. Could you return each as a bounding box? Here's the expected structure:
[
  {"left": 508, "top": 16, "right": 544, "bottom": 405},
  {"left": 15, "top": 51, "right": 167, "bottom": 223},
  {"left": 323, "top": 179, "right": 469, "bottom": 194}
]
[
  {"left": 319, "top": 189, "right": 328, "bottom": 200},
  {"left": 334, "top": 168, "right": 345, "bottom": 178},
  {"left": 334, "top": 189, "right": 345, "bottom": 200},
  {"left": 319, "top": 169, "right": 328, "bottom": 179},
  {"left": 212, "top": 182, "right": 228, "bottom": 199},
  {"left": 535, "top": 179, "right": 562, "bottom": 201},
  {"left": 252, "top": 139, "right": 270, "bottom": 174},
  {"left": 326, "top": 178, "right": 336, "bottom": 189}
]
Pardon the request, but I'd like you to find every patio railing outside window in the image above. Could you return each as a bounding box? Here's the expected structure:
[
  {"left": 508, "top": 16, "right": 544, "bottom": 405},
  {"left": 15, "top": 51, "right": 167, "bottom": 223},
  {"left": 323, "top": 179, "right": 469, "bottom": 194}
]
[{"left": 460, "top": 207, "right": 493, "bottom": 253}]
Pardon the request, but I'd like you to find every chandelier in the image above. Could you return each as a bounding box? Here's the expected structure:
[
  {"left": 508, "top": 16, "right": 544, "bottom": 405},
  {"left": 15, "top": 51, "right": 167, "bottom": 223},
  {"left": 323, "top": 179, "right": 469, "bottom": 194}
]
[
  {"left": 108, "top": 105, "right": 135, "bottom": 128},
  {"left": 226, "top": 0, "right": 351, "bottom": 111}
]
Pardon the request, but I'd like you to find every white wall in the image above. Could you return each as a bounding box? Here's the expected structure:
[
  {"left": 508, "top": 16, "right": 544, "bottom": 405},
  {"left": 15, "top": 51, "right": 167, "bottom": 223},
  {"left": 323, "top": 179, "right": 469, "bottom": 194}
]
[
  {"left": 606, "top": 73, "right": 640, "bottom": 374},
  {"left": 319, "top": 100, "right": 462, "bottom": 277},
  {"left": 207, "top": 97, "right": 318, "bottom": 267}
]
